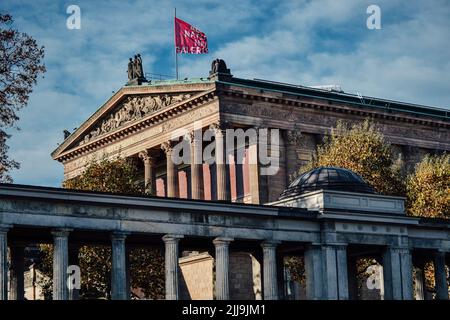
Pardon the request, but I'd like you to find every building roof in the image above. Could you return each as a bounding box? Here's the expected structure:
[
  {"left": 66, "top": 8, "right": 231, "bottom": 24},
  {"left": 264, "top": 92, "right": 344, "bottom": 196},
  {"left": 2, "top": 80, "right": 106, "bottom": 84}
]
[
  {"left": 217, "top": 77, "right": 450, "bottom": 122},
  {"left": 279, "top": 167, "right": 376, "bottom": 199}
]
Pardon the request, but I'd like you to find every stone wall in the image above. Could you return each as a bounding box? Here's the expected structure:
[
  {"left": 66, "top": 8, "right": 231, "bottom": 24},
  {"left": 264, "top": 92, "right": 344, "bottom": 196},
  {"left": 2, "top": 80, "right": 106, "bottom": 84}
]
[
  {"left": 285, "top": 131, "right": 319, "bottom": 184},
  {"left": 179, "top": 251, "right": 262, "bottom": 300},
  {"left": 229, "top": 252, "right": 262, "bottom": 300},
  {"left": 266, "top": 130, "right": 287, "bottom": 203}
]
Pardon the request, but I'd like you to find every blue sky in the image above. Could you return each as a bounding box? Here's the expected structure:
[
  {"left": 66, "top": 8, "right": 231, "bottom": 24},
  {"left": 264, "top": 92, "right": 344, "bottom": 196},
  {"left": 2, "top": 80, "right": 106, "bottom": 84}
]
[{"left": 2, "top": 0, "right": 450, "bottom": 187}]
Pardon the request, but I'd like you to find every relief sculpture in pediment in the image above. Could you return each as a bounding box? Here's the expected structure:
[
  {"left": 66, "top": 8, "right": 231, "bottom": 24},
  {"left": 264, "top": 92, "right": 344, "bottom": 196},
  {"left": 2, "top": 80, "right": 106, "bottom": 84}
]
[{"left": 79, "top": 93, "right": 192, "bottom": 145}]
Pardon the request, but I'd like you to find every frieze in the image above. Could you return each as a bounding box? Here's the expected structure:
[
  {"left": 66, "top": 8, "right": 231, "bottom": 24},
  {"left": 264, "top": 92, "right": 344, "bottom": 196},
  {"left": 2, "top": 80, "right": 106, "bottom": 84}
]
[
  {"left": 222, "top": 101, "right": 449, "bottom": 145},
  {"left": 78, "top": 93, "right": 193, "bottom": 146}
]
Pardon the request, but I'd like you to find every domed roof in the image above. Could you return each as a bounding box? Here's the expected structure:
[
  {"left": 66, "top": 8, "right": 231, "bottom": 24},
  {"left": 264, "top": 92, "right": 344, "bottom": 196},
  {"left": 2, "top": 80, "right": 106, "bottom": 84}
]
[{"left": 279, "top": 167, "right": 375, "bottom": 199}]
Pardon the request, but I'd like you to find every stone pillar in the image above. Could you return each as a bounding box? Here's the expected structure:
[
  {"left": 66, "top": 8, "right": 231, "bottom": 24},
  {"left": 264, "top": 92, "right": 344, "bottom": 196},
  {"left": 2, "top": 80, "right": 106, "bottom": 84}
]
[
  {"left": 210, "top": 123, "right": 230, "bottom": 201},
  {"left": 139, "top": 150, "right": 157, "bottom": 195},
  {"left": 68, "top": 245, "right": 80, "bottom": 300},
  {"left": 261, "top": 241, "right": 279, "bottom": 300},
  {"left": 52, "top": 228, "right": 71, "bottom": 300},
  {"left": 382, "top": 246, "right": 413, "bottom": 300},
  {"left": 213, "top": 237, "right": 233, "bottom": 300},
  {"left": 111, "top": 232, "right": 128, "bottom": 300},
  {"left": 188, "top": 131, "right": 204, "bottom": 200},
  {"left": 161, "top": 142, "right": 179, "bottom": 198},
  {"left": 9, "top": 244, "right": 25, "bottom": 300},
  {"left": 322, "top": 244, "right": 349, "bottom": 300},
  {"left": 304, "top": 244, "right": 323, "bottom": 300},
  {"left": 163, "top": 234, "right": 183, "bottom": 300},
  {"left": 0, "top": 225, "right": 10, "bottom": 300},
  {"left": 433, "top": 251, "right": 449, "bottom": 300}
]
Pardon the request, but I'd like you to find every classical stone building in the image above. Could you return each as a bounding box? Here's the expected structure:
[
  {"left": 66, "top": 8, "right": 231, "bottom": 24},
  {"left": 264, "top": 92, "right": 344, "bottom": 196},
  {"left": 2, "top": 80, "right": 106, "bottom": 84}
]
[
  {"left": 0, "top": 59, "right": 448, "bottom": 301},
  {"left": 51, "top": 60, "right": 450, "bottom": 205}
]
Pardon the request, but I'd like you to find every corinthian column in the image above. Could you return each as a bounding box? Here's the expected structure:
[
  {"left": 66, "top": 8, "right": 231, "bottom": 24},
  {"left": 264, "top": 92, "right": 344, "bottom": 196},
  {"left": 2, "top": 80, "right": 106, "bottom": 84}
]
[
  {"left": 0, "top": 225, "right": 10, "bottom": 300},
  {"left": 52, "top": 228, "right": 71, "bottom": 300},
  {"left": 261, "top": 241, "right": 279, "bottom": 300},
  {"left": 210, "top": 123, "right": 230, "bottom": 201},
  {"left": 161, "top": 142, "right": 179, "bottom": 198},
  {"left": 139, "top": 150, "right": 157, "bottom": 195},
  {"left": 187, "top": 131, "right": 204, "bottom": 199},
  {"left": 163, "top": 234, "right": 183, "bottom": 300},
  {"left": 213, "top": 237, "right": 233, "bottom": 300}
]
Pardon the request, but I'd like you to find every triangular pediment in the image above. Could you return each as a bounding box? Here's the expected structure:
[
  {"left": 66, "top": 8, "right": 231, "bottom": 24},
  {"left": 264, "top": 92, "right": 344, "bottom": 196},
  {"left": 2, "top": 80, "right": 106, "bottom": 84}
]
[
  {"left": 52, "top": 82, "right": 215, "bottom": 160},
  {"left": 77, "top": 92, "right": 193, "bottom": 146}
]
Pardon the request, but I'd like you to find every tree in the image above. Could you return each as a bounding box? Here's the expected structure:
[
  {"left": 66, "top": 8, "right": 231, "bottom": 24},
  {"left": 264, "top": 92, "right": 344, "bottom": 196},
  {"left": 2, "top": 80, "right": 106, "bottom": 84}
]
[
  {"left": 0, "top": 13, "right": 46, "bottom": 182},
  {"left": 63, "top": 157, "right": 144, "bottom": 194},
  {"left": 301, "top": 119, "right": 405, "bottom": 196},
  {"left": 406, "top": 154, "right": 450, "bottom": 297},
  {"left": 406, "top": 153, "right": 449, "bottom": 219},
  {"left": 294, "top": 121, "right": 449, "bottom": 297},
  {"left": 288, "top": 120, "right": 407, "bottom": 295},
  {"left": 39, "top": 157, "right": 165, "bottom": 299}
]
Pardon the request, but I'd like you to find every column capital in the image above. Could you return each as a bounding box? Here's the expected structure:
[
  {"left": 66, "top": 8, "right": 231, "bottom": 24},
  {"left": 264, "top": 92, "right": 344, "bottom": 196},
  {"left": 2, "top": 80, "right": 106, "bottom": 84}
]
[
  {"left": 261, "top": 240, "right": 280, "bottom": 249},
  {"left": 111, "top": 231, "right": 129, "bottom": 241},
  {"left": 323, "top": 243, "right": 348, "bottom": 250},
  {"left": 51, "top": 228, "right": 72, "bottom": 238},
  {"left": 138, "top": 150, "right": 157, "bottom": 164},
  {"left": 209, "top": 121, "right": 232, "bottom": 135},
  {"left": 286, "top": 129, "right": 302, "bottom": 145},
  {"left": 185, "top": 130, "right": 202, "bottom": 144},
  {"left": 0, "top": 224, "right": 12, "bottom": 233},
  {"left": 161, "top": 141, "right": 175, "bottom": 155},
  {"left": 162, "top": 234, "right": 184, "bottom": 243},
  {"left": 213, "top": 237, "right": 233, "bottom": 246},
  {"left": 387, "top": 246, "right": 411, "bottom": 254},
  {"left": 434, "top": 249, "right": 449, "bottom": 255}
]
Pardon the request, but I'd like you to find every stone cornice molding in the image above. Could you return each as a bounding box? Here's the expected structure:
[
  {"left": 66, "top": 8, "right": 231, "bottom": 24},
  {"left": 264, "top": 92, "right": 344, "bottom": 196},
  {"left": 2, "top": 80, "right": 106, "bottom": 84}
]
[{"left": 161, "top": 141, "right": 175, "bottom": 155}]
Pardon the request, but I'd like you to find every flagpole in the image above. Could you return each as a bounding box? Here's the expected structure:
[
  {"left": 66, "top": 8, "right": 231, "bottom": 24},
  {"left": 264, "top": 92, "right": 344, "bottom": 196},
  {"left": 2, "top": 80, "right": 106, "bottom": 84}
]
[{"left": 174, "top": 7, "right": 179, "bottom": 80}]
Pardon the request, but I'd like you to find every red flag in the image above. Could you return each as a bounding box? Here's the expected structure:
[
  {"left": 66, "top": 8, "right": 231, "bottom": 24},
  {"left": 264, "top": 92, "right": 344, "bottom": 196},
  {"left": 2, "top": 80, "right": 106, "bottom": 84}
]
[{"left": 174, "top": 17, "right": 208, "bottom": 54}]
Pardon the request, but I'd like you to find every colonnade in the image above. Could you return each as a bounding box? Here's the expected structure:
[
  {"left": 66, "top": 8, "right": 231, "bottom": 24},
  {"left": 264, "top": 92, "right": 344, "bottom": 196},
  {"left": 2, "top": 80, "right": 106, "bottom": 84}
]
[{"left": 0, "top": 225, "right": 280, "bottom": 300}]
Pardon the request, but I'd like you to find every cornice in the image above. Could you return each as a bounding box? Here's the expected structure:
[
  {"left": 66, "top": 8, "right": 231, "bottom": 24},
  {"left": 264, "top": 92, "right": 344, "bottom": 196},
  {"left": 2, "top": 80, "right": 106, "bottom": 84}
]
[{"left": 216, "top": 83, "right": 449, "bottom": 129}]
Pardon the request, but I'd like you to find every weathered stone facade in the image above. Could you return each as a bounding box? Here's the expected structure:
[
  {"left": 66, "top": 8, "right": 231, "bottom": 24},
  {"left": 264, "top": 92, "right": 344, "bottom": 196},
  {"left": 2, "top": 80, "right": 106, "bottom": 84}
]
[
  {"left": 1, "top": 183, "right": 449, "bottom": 300},
  {"left": 51, "top": 64, "right": 449, "bottom": 205}
]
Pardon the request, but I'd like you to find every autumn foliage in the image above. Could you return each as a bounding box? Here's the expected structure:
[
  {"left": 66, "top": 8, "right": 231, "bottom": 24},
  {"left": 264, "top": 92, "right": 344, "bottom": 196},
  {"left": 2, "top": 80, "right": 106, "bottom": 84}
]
[
  {"left": 40, "top": 157, "right": 164, "bottom": 299},
  {"left": 301, "top": 119, "right": 405, "bottom": 196},
  {"left": 407, "top": 154, "right": 450, "bottom": 219}
]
